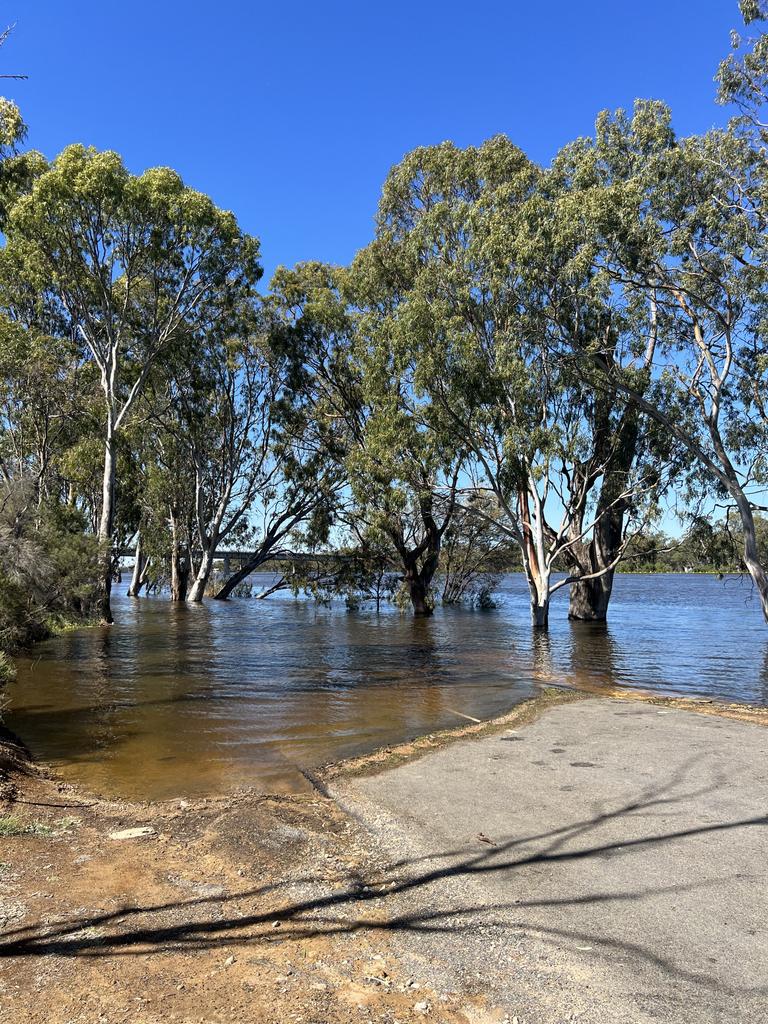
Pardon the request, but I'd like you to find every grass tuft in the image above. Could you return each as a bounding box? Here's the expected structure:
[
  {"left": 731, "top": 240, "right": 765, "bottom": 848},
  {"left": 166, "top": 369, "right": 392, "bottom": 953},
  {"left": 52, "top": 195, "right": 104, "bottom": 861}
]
[
  {"left": 0, "top": 814, "right": 81, "bottom": 837},
  {"left": 0, "top": 815, "right": 26, "bottom": 836}
]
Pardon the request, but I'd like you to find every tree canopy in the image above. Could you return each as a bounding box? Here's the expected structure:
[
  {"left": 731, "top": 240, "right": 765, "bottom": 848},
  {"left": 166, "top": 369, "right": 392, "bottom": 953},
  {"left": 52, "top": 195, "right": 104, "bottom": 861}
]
[{"left": 1, "top": 1, "right": 767, "bottom": 647}]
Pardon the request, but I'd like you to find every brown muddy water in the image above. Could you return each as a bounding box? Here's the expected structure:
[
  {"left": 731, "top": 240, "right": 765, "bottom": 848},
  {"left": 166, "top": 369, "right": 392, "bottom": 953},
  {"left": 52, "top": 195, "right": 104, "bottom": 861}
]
[{"left": 5, "top": 574, "right": 768, "bottom": 800}]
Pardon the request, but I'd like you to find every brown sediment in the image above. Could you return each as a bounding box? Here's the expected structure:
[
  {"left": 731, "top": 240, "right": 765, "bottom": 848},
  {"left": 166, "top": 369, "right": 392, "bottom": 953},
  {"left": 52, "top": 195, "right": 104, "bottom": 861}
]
[
  {"left": 0, "top": 767, "right": 497, "bottom": 1023},
  {"left": 0, "top": 724, "right": 504, "bottom": 1023}
]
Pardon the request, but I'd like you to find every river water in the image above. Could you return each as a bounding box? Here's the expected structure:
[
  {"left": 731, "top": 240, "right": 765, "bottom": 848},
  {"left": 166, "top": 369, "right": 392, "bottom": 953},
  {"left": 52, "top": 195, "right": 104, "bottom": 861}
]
[{"left": 5, "top": 574, "right": 767, "bottom": 800}]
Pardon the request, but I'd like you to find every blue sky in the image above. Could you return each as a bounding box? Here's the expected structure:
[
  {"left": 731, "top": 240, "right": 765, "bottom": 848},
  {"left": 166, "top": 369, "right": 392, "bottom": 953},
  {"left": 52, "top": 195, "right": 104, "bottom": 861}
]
[{"left": 2, "top": 1, "right": 740, "bottom": 282}]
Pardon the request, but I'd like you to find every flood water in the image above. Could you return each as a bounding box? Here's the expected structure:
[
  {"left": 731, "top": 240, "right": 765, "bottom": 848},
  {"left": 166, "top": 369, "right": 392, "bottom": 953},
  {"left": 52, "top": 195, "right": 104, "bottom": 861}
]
[{"left": 5, "top": 573, "right": 768, "bottom": 800}]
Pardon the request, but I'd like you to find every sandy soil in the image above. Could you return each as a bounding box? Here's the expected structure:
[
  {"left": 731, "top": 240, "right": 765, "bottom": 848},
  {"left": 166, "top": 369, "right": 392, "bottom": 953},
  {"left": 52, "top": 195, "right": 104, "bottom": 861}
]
[{"left": 0, "top": 744, "right": 507, "bottom": 1023}]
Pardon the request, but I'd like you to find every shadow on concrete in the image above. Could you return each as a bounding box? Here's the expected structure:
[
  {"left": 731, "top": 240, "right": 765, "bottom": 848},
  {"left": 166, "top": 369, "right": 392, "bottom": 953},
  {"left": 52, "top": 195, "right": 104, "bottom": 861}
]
[{"left": 2, "top": 764, "right": 766, "bottom": 998}]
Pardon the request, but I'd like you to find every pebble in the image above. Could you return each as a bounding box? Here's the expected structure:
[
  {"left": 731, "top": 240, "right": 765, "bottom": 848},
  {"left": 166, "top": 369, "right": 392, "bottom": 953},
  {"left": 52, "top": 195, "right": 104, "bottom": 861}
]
[
  {"left": 224, "top": 955, "right": 236, "bottom": 967},
  {"left": 414, "top": 1001, "right": 431, "bottom": 1015}
]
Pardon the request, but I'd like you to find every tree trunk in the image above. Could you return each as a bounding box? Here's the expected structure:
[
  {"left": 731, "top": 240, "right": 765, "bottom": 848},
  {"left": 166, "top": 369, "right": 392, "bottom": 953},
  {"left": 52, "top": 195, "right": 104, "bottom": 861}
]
[
  {"left": 97, "top": 429, "right": 117, "bottom": 624},
  {"left": 733, "top": 488, "right": 768, "bottom": 623},
  {"left": 214, "top": 547, "right": 270, "bottom": 600},
  {"left": 705, "top": 425, "right": 768, "bottom": 623},
  {"left": 518, "top": 489, "right": 551, "bottom": 629},
  {"left": 187, "top": 548, "right": 214, "bottom": 603},
  {"left": 530, "top": 591, "right": 550, "bottom": 628},
  {"left": 401, "top": 543, "right": 439, "bottom": 617},
  {"left": 127, "top": 533, "right": 146, "bottom": 597},
  {"left": 169, "top": 514, "right": 190, "bottom": 602},
  {"left": 406, "top": 573, "right": 433, "bottom": 616},
  {"left": 568, "top": 569, "right": 615, "bottom": 622}
]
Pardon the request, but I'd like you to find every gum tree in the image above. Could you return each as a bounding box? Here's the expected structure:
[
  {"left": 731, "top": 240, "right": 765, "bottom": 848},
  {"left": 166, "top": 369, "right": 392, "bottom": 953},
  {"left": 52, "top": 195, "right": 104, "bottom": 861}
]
[
  {"left": 4, "top": 145, "right": 261, "bottom": 621},
  {"left": 556, "top": 99, "right": 768, "bottom": 621},
  {"left": 268, "top": 261, "right": 463, "bottom": 616},
  {"left": 363, "top": 138, "right": 674, "bottom": 627}
]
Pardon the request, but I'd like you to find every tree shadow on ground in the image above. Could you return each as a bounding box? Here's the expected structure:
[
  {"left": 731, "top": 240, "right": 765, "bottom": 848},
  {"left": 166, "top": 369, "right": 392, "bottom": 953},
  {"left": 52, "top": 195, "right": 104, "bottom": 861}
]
[{"left": 1, "top": 765, "right": 766, "bottom": 997}]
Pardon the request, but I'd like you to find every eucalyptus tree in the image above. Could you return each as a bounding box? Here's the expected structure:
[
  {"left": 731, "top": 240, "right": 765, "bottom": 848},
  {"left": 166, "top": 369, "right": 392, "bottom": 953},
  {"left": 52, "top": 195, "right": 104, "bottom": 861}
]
[
  {"left": 134, "top": 413, "right": 196, "bottom": 600},
  {"left": 717, "top": 0, "right": 768, "bottom": 135},
  {"left": 3, "top": 145, "right": 261, "bottom": 621},
  {"left": 555, "top": 100, "right": 768, "bottom": 621},
  {"left": 438, "top": 500, "right": 514, "bottom": 607},
  {"left": 363, "top": 138, "right": 673, "bottom": 627},
  {"left": 267, "top": 260, "right": 463, "bottom": 616},
  {"left": 169, "top": 330, "right": 283, "bottom": 604},
  {"left": 133, "top": 294, "right": 343, "bottom": 605},
  {"left": 0, "top": 85, "right": 44, "bottom": 228},
  {"left": 210, "top": 359, "right": 343, "bottom": 602},
  {"left": 0, "top": 304, "right": 89, "bottom": 502}
]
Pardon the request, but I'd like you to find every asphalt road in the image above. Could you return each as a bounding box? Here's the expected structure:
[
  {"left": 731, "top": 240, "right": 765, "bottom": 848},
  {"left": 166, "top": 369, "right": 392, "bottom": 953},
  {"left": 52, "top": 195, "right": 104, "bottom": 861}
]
[{"left": 331, "top": 698, "right": 768, "bottom": 1024}]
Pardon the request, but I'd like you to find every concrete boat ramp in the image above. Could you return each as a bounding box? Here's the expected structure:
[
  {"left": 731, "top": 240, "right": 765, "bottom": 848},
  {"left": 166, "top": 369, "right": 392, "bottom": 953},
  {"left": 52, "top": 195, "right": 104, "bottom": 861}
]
[{"left": 329, "top": 697, "right": 768, "bottom": 1024}]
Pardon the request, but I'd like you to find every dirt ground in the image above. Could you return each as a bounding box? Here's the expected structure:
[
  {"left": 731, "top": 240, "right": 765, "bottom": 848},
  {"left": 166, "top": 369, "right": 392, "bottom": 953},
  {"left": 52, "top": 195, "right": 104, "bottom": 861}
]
[
  {"left": 0, "top": 730, "right": 508, "bottom": 1024},
  {"left": 1, "top": 688, "right": 767, "bottom": 1024}
]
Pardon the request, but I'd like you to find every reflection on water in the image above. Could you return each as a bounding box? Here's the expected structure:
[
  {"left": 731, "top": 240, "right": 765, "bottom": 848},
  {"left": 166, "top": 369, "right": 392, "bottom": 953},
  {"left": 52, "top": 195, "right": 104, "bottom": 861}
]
[{"left": 5, "top": 574, "right": 768, "bottom": 800}]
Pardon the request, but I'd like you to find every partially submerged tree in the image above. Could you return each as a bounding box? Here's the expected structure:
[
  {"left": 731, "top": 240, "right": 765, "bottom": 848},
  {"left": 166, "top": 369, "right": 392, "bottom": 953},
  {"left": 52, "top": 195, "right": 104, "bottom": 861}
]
[
  {"left": 268, "top": 261, "right": 464, "bottom": 616},
  {"left": 557, "top": 100, "right": 768, "bottom": 621},
  {"left": 437, "top": 500, "right": 513, "bottom": 607},
  {"left": 4, "top": 145, "right": 261, "bottom": 621},
  {"left": 360, "top": 138, "right": 675, "bottom": 626}
]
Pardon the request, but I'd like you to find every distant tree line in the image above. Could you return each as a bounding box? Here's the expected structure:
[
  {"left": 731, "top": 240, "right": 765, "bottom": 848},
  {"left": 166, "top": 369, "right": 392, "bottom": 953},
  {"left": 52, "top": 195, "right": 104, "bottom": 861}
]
[
  {"left": 618, "top": 515, "right": 768, "bottom": 574},
  {"left": 1, "top": 2, "right": 768, "bottom": 664}
]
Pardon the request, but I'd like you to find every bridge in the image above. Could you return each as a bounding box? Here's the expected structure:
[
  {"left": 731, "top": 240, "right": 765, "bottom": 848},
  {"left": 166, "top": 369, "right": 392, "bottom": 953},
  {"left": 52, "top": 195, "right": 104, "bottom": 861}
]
[{"left": 119, "top": 548, "right": 346, "bottom": 574}]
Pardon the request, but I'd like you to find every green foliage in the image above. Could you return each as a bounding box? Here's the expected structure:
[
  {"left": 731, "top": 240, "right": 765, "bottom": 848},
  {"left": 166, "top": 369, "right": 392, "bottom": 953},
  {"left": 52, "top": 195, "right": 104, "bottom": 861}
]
[
  {"left": 717, "top": 0, "right": 768, "bottom": 130},
  {"left": 0, "top": 479, "right": 99, "bottom": 653},
  {"left": 0, "top": 814, "right": 80, "bottom": 837},
  {"left": 0, "top": 652, "right": 15, "bottom": 683}
]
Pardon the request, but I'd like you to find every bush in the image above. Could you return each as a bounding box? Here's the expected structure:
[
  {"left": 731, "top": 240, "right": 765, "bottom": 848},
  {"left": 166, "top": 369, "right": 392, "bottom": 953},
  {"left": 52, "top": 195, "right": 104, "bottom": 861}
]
[{"left": 0, "top": 478, "right": 98, "bottom": 656}]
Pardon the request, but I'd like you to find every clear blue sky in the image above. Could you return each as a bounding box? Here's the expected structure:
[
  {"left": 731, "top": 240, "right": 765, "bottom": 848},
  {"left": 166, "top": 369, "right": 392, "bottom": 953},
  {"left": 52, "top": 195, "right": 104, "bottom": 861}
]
[{"left": 2, "top": 2, "right": 739, "bottom": 282}]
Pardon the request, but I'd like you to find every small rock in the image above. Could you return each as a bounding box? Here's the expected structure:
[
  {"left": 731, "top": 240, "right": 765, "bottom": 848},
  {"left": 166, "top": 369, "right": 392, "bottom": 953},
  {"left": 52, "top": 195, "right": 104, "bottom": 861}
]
[
  {"left": 414, "top": 1001, "right": 431, "bottom": 1015},
  {"left": 108, "top": 827, "right": 155, "bottom": 841},
  {"left": 224, "top": 955, "right": 236, "bottom": 967},
  {"left": 272, "top": 920, "right": 281, "bottom": 929},
  {"left": 310, "top": 982, "right": 328, "bottom": 991}
]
